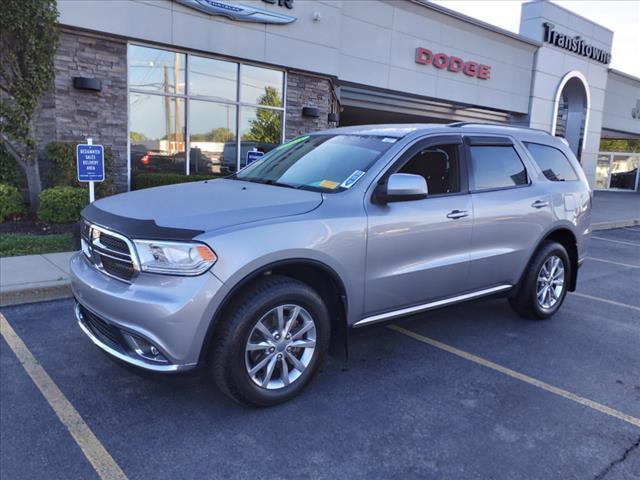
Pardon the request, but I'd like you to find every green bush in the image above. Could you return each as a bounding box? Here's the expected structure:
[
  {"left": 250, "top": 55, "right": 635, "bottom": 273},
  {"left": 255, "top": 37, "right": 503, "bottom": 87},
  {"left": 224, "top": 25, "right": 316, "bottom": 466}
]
[
  {"left": 45, "top": 141, "right": 115, "bottom": 197},
  {"left": 0, "top": 183, "right": 25, "bottom": 223},
  {"left": 0, "top": 147, "right": 26, "bottom": 187},
  {"left": 133, "top": 173, "right": 223, "bottom": 190},
  {"left": 38, "top": 186, "right": 88, "bottom": 223}
]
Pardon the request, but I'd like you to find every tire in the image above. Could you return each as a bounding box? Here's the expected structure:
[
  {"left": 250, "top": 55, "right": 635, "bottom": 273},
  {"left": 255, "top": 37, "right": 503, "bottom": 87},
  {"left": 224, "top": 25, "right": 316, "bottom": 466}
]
[
  {"left": 210, "top": 275, "right": 330, "bottom": 406},
  {"left": 509, "top": 241, "right": 571, "bottom": 320}
]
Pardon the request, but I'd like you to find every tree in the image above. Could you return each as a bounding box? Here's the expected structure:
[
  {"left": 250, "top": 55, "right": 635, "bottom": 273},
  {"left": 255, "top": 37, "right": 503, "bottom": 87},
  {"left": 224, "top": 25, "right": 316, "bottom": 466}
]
[
  {"left": 242, "top": 86, "right": 282, "bottom": 145},
  {"left": 0, "top": 0, "right": 59, "bottom": 211}
]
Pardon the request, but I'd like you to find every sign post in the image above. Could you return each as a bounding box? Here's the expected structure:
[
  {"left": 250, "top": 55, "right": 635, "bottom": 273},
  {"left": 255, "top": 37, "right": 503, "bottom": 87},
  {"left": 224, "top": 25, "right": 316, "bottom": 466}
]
[{"left": 77, "top": 138, "right": 104, "bottom": 203}]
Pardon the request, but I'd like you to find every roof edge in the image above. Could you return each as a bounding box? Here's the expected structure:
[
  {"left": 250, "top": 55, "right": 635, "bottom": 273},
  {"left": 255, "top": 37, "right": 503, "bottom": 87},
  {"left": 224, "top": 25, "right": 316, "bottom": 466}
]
[
  {"left": 608, "top": 68, "right": 640, "bottom": 84},
  {"left": 411, "top": 0, "right": 541, "bottom": 48}
]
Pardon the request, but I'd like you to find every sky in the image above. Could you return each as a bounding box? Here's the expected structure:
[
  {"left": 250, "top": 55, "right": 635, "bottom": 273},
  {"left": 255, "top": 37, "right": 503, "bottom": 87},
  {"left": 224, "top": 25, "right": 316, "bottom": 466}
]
[{"left": 430, "top": 0, "right": 640, "bottom": 77}]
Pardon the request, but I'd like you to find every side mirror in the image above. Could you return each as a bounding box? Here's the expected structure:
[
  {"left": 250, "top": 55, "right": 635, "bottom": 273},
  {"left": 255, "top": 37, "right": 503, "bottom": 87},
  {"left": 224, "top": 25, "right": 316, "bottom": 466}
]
[{"left": 376, "top": 173, "right": 428, "bottom": 203}]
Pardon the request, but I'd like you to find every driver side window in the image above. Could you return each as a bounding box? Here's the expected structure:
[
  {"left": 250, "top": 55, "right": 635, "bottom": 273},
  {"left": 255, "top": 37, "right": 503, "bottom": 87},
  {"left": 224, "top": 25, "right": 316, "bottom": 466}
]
[{"left": 398, "top": 144, "right": 460, "bottom": 195}]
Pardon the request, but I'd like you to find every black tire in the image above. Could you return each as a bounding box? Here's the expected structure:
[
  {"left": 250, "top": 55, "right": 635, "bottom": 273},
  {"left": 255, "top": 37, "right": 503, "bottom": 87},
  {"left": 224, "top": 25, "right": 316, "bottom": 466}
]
[
  {"left": 509, "top": 241, "right": 571, "bottom": 320},
  {"left": 210, "top": 275, "right": 330, "bottom": 406}
]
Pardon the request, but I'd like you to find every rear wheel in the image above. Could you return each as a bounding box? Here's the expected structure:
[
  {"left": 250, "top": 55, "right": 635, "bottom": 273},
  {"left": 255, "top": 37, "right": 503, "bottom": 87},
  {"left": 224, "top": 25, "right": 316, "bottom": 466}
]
[
  {"left": 509, "top": 241, "right": 571, "bottom": 320},
  {"left": 211, "top": 275, "right": 330, "bottom": 406}
]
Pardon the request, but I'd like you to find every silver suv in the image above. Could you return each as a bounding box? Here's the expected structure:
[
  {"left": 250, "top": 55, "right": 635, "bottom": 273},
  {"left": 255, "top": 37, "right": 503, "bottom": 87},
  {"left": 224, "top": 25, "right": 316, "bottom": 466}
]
[{"left": 71, "top": 123, "right": 591, "bottom": 405}]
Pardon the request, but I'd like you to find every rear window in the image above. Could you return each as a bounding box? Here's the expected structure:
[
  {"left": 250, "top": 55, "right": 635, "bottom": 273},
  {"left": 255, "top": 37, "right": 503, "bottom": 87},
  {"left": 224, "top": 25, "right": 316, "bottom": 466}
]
[
  {"left": 523, "top": 142, "right": 578, "bottom": 182},
  {"left": 469, "top": 145, "right": 528, "bottom": 191}
]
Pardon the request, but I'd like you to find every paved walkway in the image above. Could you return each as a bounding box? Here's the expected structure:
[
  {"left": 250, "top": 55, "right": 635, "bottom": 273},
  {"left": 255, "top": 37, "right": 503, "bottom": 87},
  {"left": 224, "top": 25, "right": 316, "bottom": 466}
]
[
  {"left": 0, "top": 252, "right": 74, "bottom": 307},
  {"left": 1, "top": 192, "right": 638, "bottom": 307}
]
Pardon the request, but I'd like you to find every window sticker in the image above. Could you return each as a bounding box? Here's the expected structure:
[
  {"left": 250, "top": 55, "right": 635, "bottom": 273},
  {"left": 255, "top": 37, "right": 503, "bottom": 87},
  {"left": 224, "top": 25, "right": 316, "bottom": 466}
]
[
  {"left": 318, "top": 180, "right": 339, "bottom": 189},
  {"left": 340, "top": 170, "right": 366, "bottom": 189},
  {"left": 381, "top": 137, "right": 398, "bottom": 143}
]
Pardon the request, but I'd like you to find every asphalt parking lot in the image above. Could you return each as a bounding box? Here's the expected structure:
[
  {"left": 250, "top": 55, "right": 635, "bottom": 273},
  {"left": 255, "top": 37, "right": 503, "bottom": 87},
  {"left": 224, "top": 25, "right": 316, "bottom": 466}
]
[{"left": 1, "top": 227, "right": 639, "bottom": 480}]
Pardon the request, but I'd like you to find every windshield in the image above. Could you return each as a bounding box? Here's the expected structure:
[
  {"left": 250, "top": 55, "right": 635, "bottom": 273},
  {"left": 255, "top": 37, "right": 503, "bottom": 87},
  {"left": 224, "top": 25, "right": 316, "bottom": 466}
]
[{"left": 233, "top": 134, "right": 397, "bottom": 192}]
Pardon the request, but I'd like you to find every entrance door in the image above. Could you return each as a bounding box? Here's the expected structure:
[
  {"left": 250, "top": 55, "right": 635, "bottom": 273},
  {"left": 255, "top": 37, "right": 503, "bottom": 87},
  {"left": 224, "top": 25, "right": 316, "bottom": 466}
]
[{"left": 364, "top": 135, "right": 473, "bottom": 316}]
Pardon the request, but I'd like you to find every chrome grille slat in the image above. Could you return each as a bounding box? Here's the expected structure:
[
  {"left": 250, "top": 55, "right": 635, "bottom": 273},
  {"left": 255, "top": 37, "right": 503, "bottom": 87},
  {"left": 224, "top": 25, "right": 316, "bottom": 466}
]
[{"left": 81, "top": 220, "right": 138, "bottom": 282}]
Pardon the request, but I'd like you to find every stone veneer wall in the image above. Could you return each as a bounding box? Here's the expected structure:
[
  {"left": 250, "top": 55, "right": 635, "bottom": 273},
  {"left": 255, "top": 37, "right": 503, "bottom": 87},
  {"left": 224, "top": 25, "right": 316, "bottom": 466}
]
[
  {"left": 35, "top": 30, "right": 128, "bottom": 192},
  {"left": 285, "top": 72, "right": 334, "bottom": 140}
]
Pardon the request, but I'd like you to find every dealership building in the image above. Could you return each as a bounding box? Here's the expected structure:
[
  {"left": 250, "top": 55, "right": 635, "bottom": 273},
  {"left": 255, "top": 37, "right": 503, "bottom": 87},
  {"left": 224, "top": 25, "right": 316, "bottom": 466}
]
[{"left": 38, "top": 0, "right": 640, "bottom": 192}]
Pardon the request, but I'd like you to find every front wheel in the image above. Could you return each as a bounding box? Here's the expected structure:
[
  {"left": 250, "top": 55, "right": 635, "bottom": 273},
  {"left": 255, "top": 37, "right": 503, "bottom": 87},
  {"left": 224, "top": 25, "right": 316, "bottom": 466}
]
[
  {"left": 211, "top": 275, "right": 330, "bottom": 406},
  {"left": 509, "top": 241, "right": 571, "bottom": 320}
]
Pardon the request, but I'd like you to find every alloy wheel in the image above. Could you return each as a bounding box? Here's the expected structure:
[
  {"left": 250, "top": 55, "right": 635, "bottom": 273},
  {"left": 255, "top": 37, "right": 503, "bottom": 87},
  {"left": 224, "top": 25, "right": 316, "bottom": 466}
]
[
  {"left": 244, "top": 304, "right": 317, "bottom": 390},
  {"left": 536, "top": 255, "right": 565, "bottom": 309}
]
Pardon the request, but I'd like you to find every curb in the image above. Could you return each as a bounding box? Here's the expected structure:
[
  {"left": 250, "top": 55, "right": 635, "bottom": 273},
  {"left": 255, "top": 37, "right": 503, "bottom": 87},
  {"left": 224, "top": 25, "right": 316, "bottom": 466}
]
[
  {"left": 0, "top": 283, "right": 73, "bottom": 308},
  {"left": 592, "top": 219, "right": 640, "bottom": 231}
]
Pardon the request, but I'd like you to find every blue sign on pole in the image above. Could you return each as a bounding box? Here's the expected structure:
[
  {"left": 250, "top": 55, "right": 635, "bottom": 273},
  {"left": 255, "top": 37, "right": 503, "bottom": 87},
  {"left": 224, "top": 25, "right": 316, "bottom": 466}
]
[
  {"left": 246, "top": 150, "right": 264, "bottom": 165},
  {"left": 77, "top": 144, "right": 105, "bottom": 182}
]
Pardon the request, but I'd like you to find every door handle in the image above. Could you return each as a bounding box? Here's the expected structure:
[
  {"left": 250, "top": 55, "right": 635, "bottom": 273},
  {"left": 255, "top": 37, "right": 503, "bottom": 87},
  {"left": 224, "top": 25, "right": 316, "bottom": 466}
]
[
  {"left": 531, "top": 200, "right": 549, "bottom": 209},
  {"left": 446, "top": 209, "right": 469, "bottom": 219}
]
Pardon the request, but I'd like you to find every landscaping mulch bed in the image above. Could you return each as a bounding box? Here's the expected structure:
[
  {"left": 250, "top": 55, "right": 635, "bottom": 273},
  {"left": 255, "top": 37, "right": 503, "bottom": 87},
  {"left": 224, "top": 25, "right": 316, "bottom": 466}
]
[{"left": 0, "top": 213, "right": 76, "bottom": 235}]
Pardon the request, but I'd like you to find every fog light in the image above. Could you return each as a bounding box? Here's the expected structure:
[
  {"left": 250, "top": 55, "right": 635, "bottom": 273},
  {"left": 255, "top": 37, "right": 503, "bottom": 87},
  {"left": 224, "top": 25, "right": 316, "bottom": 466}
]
[{"left": 122, "top": 333, "right": 168, "bottom": 364}]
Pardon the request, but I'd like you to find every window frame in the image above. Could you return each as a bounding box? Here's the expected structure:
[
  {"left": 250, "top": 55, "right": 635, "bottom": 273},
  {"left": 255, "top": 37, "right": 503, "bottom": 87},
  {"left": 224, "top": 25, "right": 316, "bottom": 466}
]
[
  {"left": 522, "top": 141, "right": 580, "bottom": 183},
  {"left": 374, "top": 134, "right": 469, "bottom": 200},
  {"left": 126, "top": 42, "right": 286, "bottom": 189},
  {"left": 464, "top": 136, "right": 532, "bottom": 194}
]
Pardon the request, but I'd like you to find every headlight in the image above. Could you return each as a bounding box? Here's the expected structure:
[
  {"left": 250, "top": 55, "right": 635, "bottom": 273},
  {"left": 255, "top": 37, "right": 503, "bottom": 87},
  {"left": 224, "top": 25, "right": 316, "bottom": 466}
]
[{"left": 133, "top": 240, "right": 217, "bottom": 276}]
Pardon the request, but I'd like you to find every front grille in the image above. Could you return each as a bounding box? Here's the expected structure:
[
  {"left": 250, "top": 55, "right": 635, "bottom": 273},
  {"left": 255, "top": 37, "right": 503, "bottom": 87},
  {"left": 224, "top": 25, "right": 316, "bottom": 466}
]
[
  {"left": 81, "top": 220, "right": 137, "bottom": 281},
  {"left": 79, "top": 305, "right": 124, "bottom": 348},
  {"left": 101, "top": 255, "right": 135, "bottom": 280},
  {"left": 98, "top": 234, "right": 128, "bottom": 254}
]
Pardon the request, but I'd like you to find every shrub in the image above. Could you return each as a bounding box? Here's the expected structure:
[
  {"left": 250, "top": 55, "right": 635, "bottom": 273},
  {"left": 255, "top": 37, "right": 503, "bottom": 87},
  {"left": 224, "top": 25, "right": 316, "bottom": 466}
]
[
  {"left": 0, "top": 148, "right": 26, "bottom": 187},
  {"left": 0, "top": 183, "right": 25, "bottom": 223},
  {"left": 133, "top": 173, "right": 223, "bottom": 190},
  {"left": 38, "top": 186, "right": 88, "bottom": 223},
  {"left": 45, "top": 141, "right": 116, "bottom": 198}
]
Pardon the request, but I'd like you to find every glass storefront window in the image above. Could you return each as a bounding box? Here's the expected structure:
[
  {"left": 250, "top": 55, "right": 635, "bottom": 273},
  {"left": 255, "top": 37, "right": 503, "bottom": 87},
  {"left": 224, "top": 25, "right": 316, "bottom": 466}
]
[
  {"left": 241, "top": 65, "right": 283, "bottom": 106},
  {"left": 188, "top": 55, "right": 237, "bottom": 101},
  {"left": 189, "top": 100, "right": 236, "bottom": 175},
  {"left": 130, "top": 93, "right": 185, "bottom": 174},
  {"left": 129, "top": 45, "right": 185, "bottom": 95},
  {"left": 595, "top": 154, "right": 611, "bottom": 190},
  {"left": 128, "top": 44, "right": 286, "bottom": 186},
  {"left": 609, "top": 154, "right": 639, "bottom": 190},
  {"left": 239, "top": 106, "right": 283, "bottom": 170}
]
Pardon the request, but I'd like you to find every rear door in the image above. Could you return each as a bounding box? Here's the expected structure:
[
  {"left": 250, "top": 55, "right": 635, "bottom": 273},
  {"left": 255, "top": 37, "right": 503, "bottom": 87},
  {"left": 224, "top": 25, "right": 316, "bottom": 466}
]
[
  {"left": 363, "top": 135, "right": 473, "bottom": 316},
  {"left": 464, "top": 135, "right": 554, "bottom": 290}
]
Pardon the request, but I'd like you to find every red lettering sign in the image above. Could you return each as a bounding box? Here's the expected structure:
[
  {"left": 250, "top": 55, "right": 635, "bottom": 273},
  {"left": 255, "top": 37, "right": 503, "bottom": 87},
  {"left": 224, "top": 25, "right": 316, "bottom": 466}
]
[{"left": 415, "top": 48, "right": 491, "bottom": 80}]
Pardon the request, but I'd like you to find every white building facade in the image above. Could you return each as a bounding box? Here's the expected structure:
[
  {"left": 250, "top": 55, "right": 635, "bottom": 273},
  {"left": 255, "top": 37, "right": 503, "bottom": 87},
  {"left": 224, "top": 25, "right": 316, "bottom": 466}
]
[{"left": 38, "top": 0, "right": 640, "bottom": 192}]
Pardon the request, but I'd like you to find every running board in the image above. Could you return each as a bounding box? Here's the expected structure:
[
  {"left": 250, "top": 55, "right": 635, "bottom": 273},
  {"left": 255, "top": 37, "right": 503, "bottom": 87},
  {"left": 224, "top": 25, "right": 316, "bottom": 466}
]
[{"left": 353, "top": 284, "right": 512, "bottom": 328}]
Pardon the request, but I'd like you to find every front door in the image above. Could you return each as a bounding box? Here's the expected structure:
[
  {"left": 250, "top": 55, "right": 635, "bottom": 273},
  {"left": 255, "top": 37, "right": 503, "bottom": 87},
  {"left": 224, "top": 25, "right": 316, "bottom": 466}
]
[{"left": 364, "top": 135, "right": 473, "bottom": 316}]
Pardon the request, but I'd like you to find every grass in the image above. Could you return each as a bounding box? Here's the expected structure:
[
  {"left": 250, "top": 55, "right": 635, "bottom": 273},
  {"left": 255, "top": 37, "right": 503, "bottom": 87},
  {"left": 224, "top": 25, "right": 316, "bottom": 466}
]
[{"left": 0, "top": 232, "right": 74, "bottom": 257}]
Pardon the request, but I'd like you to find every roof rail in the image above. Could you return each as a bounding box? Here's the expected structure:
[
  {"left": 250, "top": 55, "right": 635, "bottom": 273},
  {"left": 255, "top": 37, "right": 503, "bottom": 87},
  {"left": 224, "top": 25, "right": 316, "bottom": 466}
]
[{"left": 447, "top": 121, "right": 551, "bottom": 135}]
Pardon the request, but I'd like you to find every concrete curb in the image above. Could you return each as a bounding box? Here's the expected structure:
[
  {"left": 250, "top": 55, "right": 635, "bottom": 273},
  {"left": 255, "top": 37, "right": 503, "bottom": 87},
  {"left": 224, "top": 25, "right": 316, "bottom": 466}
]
[
  {"left": 0, "top": 282, "right": 73, "bottom": 308},
  {"left": 592, "top": 219, "right": 640, "bottom": 231}
]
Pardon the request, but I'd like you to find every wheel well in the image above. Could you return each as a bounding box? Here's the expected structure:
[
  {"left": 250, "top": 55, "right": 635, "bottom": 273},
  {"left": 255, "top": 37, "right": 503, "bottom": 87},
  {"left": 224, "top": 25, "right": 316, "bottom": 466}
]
[
  {"left": 199, "top": 260, "right": 348, "bottom": 363},
  {"left": 541, "top": 228, "right": 578, "bottom": 291}
]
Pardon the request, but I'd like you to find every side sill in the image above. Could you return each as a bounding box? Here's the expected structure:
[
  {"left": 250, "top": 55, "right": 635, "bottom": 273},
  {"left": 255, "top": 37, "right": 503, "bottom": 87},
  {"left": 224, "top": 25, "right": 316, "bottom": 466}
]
[{"left": 353, "top": 284, "right": 512, "bottom": 328}]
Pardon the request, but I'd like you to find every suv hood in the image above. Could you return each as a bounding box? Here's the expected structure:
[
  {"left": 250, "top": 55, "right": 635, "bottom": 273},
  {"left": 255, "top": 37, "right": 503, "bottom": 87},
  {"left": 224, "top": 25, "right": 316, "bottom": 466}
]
[{"left": 86, "top": 179, "right": 323, "bottom": 236}]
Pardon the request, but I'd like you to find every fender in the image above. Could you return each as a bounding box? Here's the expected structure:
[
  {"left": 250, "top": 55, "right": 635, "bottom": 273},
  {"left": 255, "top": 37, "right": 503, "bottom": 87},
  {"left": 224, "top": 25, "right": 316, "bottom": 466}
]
[{"left": 197, "top": 258, "right": 349, "bottom": 363}]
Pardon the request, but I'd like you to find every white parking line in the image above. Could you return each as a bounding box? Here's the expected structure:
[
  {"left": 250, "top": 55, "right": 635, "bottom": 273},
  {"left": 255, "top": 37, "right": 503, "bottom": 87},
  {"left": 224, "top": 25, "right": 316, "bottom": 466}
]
[
  {"left": 586, "top": 256, "right": 640, "bottom": 269},
  {"left": 0, "top": 313, "right": 128, "bottom": 480},
  {"left": 569, "top": 292, "right": 640, "bottom": 313},
  {"left": 591, "top": 236, "right": 640, "bottom": 247},
  {"left": 389, "top": 324, "right": 640, "bottom": 428}
]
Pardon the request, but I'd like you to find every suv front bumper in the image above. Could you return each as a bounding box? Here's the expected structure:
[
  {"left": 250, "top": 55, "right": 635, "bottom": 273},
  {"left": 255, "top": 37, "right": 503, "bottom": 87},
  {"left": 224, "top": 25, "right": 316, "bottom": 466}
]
[{"left": 70, "top": 252, "right": 228, "bottom": 371}]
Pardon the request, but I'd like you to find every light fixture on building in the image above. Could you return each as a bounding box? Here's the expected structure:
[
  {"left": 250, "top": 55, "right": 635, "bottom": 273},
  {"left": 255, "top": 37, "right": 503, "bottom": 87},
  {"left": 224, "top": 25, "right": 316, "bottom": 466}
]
[
  {"left": 302, "top": 106, "right": 320, "bottom": 118},
  {"left": 328, "top": 112, "right": 338, "bottom": 123},
  {"left": 73, "top": 77, "right": 102, "bottom": 92}
]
